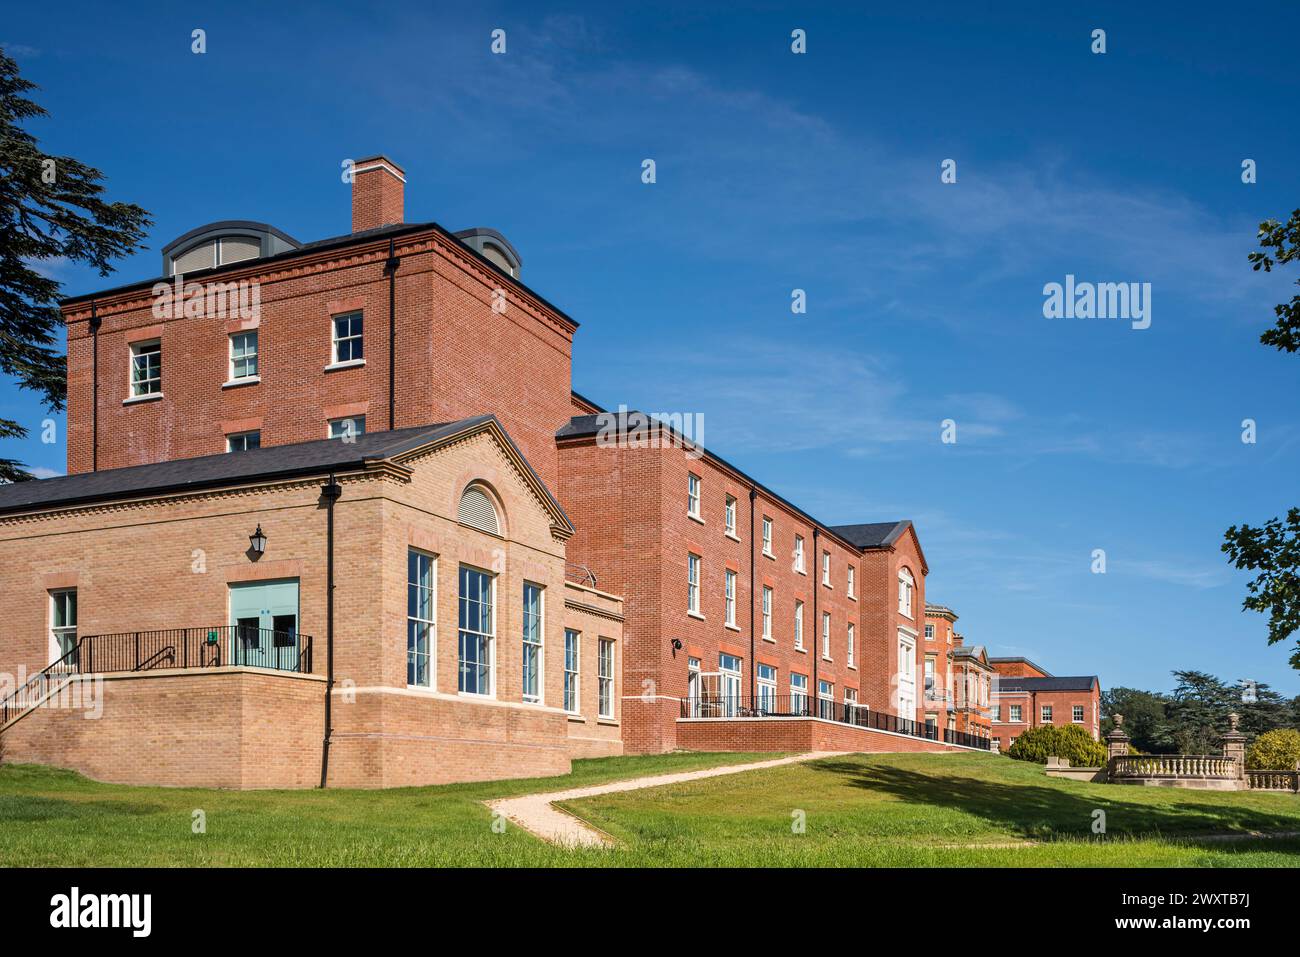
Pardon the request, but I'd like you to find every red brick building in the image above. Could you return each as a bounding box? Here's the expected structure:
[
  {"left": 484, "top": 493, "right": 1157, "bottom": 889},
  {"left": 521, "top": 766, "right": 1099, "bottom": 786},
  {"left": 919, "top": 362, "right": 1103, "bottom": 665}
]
[
  {"left": 989, "top": 657, "right": 1101, "bottom": 750},
  {"left": 922, "top": 603, "right": 993, "bottom": 746},
  {"left": 0, "top": 155, "right": 1000, "bottom": 787}
]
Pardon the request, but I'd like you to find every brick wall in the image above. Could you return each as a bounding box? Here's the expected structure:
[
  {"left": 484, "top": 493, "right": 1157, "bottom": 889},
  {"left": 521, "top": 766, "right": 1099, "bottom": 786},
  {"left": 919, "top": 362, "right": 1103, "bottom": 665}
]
[{"left": 675, "top": 717, "right": 981, "bottom": 754}]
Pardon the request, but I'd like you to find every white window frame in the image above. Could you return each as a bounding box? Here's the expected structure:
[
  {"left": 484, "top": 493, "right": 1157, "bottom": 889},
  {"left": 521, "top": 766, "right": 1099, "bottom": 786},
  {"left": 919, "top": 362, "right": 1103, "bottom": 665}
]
[
  {"left": 228, "top": 330, "right": 259, "bottom": 382},
  {"left": 924, "top": 623, "right": 935, "bottom": 639},
  {"left": 790, "top": 672, "right": 808, "bottom": 713},
  {"left": 129, "top": 339, "right": 162, "bottom": 398},
  {"left": 329, "top": 416, "right": 365, "bottom": 441},
  {"left": 1009, "top": 704, "right": 1022, "bottom": 723},
  {"left": 724, "top": 569, "right": 737, "bottom": 627},
  {"left": 1073, "top": 704, "right": 1085, "bottom": 723},
  {"left": 761, "top": 585, "right": 772, "bottom": 640},
  {"left": 756, "top": 663, "right": 777, "bottom": 711},
  {"left": 687, "top": 553, "right": 702, "bottom": 616},
  {"left": 564, "top": 629, "right": 581, "bottom": 714},
  {"left": 226, "top": 430, "right": 260, "bottom": 453},
  {"left": 794, "top": 600, "right": 804, "bottom": 651},
  {"left": 687, "top": 473, "right": 701, "bottom": 519},
  {"left": 847, "top": 565, "right": 855, "bottom": 599},
  {"left": 407, "top": 549, "right": 436, "bottom": 689},
  {"left": 993, "top": 705, "right": 1002, "bottom": 722},
  {"left": 898, "top": 569, "right": 914, "bottom": 618},
  {"left": 822, "top": 550, "right": 831, "bottom": 586},
  {"left": 724, "top": 495, "right": 737, "bottom": 537},
  {"left": 1041, "top": 705, "right": 1053, "bottom": 723},
  {"left": 762, "top": 516, "right": 773, "bottom": 556},
  {"left": 598, "top": 638, "right": 615, "bottom": 719},
  {"left": 794, "top": 535, "right": 805, "bottom": 573},
  {"left": 50, "top": 589, "right": 77, "bottom": 663},
  {"left": 821, "top": 611, "right": 831, "bottom": 661},
  {"left": 847, "top": 622, "right": 855, "bottom": 669},
  {"left": 330, "top": 311, "right": 364, "bottom": 366},
  {"left": 457, "top": 564, "right": 496, "bottom": 698},
  {"left": 521, "top": 582, "right": 544, "bottom": 705}
]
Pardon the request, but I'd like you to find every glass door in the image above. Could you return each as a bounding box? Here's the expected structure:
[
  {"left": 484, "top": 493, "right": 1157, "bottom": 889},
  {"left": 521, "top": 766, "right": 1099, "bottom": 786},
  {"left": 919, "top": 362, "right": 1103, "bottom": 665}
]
[{"left": 228, "top": 579, "right": 300, "bottom": 670}]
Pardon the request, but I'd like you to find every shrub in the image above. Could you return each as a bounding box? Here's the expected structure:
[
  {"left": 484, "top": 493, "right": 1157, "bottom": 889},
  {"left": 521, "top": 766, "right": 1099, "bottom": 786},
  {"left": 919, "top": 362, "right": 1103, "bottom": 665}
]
[
  {"left": 1246, "top": 729, "right": 1300, "bottom": 770},
  {"left": 1006, "top": 724, "right": 1107, "bottom": 767}
]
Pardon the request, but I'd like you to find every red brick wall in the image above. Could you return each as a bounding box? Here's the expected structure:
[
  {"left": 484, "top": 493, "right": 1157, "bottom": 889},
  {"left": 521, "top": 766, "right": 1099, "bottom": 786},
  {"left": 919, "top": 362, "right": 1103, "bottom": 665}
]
[
  {"left": 992, "top": 684, "right": 1101, "bottom": 746},
  {"left": 675, "top": 718, "right": 981, "bottom": 754}
]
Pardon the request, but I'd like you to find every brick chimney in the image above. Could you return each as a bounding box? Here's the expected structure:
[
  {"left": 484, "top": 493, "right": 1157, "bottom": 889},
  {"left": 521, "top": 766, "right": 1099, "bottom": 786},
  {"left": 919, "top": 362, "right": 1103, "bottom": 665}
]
[{"left": 351, "top": 155, "right": 405, "bottom": 232}]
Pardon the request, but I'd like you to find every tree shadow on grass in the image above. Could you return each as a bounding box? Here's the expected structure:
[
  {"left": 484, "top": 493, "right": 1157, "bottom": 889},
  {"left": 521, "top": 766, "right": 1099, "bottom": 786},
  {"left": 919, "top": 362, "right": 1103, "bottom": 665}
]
[{"left": 812, "top": 759, "right": 1300, "bottom": 846}]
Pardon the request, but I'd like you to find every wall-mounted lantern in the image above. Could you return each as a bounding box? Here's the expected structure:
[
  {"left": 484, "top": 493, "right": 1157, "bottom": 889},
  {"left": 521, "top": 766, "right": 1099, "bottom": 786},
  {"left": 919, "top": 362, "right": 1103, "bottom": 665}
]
[{"left": 249, "top": 524, "right": 267, "bottom": 555}]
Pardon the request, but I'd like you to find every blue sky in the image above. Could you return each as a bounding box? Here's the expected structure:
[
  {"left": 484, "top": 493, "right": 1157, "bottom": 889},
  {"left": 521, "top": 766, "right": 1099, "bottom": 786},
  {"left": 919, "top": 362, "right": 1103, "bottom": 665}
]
[{"left": 4, "top": 2, "right": 1299, "bottom": 694}]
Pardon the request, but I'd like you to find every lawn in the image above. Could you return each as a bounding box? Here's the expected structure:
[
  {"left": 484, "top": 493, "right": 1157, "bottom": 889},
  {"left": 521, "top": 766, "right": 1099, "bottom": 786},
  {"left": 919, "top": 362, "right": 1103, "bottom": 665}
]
[{"left": 3, "top": 751, "right": 1300, "bottom": 866}]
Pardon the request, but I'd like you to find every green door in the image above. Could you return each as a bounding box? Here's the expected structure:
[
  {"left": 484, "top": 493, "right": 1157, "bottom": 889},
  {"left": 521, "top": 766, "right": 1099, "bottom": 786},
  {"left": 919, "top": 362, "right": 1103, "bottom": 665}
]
[{"left": 228, "top": 579, "right": 300, "bottom": 670}]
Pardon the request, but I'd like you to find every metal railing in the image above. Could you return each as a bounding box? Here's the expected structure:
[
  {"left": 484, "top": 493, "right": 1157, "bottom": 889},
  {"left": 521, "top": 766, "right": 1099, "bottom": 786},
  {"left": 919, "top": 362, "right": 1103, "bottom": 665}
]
[
  {"left": 79, "top": 626, "right": 312, "bottom": 674},
  {"left": 0, "top": 640, "right": 82, "bottom": 726},
  {"left": 678, "top": 694, "right": 991, "bottom": 749},
  {"left": 1110, "top": 754, "right": 1236, "bottom": 780}
]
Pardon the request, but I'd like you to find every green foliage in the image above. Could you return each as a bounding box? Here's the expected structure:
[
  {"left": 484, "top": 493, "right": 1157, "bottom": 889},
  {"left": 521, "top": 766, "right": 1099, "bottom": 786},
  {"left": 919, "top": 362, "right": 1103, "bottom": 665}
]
[
  {"left": 1247, "top": 209, "right": 1300, "bottom": 353},
  {"left": 1101, "top": 687, "right": 1170, "bottom": 753},
  {"left": 1005, "top": 724, "right": 1106, "bottom": 767},
  {"left": 1246, "top": 729, "right": 1300, "bottom": 771},
  {"left": 0, "top": 47, "right": 150, "bottom": 482}
]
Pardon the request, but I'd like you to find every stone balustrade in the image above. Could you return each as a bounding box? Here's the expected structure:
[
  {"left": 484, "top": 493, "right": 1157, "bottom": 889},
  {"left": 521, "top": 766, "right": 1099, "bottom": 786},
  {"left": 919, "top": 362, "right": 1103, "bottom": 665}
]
[{"left": 1110, "top": 754, "right": 1237, "bottom": 780}]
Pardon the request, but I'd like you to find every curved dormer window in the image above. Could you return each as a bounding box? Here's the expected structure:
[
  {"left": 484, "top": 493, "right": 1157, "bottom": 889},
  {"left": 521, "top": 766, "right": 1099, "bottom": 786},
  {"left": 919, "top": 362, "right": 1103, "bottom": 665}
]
[
  {"left": 898, "top": 568, "right": 915, "bottom": 618},
  {"left": 458, "top": 485, "right": 500, "bottom": 536},
  {"left": 161, "top": 221, "right": 300, "bottom": 276}
]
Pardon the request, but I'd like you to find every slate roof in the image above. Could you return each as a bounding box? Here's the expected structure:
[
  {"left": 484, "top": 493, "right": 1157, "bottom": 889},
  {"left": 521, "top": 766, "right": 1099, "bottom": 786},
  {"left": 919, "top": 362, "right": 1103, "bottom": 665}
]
[
  {"left": 831, "top": 521, "right": 913, "bottom": 550},
  {"left": 0, "top": 415, "right": 567, "bottom": 525},
  {"left": 995, "top": 676, "right": 1098, "bottom": 693}
]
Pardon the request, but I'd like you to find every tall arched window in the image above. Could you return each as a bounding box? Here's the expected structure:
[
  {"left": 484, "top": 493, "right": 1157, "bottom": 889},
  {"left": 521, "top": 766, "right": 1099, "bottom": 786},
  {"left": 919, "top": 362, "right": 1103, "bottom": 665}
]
[
  {"left": 458, "top": 486, "right": 500, "bottom": 535},
  {"left": 898, "top": 568, "right": 915, "bottom": 618}
]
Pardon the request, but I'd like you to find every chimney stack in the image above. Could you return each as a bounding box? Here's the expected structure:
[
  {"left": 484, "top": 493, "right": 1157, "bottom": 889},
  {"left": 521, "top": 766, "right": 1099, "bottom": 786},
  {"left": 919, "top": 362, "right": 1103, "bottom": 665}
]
[{"left": 351, "top": 155, "right": 405, "bottom": 233}]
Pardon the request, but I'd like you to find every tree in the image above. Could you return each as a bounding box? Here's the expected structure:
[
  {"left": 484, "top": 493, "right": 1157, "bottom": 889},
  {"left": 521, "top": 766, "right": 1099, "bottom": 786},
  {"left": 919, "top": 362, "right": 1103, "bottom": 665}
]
[
  {"left": 1223, "top": 210, "right": 1300, "bottom": 664},
  {"left": 1101, "top": 686, "right": 1170, "bottom": 753},
  {"left": 1005, "top": 724, "right": 1107, "bottom": 767},
  {"left": 0, "top": 48, "right": 150, "bottom": 482},
  {"left": 1246, "top": 728, "right": 1300, "bottom": 771},
  {"left": 1161, "top": 671, "right": 1235, "bottom": 754}
]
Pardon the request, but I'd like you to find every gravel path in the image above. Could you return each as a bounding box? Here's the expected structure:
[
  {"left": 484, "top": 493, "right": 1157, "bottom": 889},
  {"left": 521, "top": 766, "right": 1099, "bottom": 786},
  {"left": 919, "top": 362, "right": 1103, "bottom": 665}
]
[{"left": 486, "top": 751, "right": 844, "bottom": 847}]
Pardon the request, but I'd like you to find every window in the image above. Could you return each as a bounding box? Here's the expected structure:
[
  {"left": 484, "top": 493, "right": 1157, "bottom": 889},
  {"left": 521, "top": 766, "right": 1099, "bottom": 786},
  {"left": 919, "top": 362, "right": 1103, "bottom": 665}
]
[
  {"left": 50, "top": 589, "right": 77, "bottom": 661},
  {"left": 1041, "top": 705, "right": 1053, "bottom": 723},
  {"left": 564, "top": 630, "right": 580, "bottom": 713},
  {"left": 687, "top": 656, "right": 701, "bottom": 716},
  {"left": 993, "top": 705, "right": 1002, "bottom": 722},
  {"left": 794, "top": 600, "right": 804, "bottom": 650},
  {"left": 458, "top": 486, "right": 500, "bottom": 535},
  {"left": 226, "top": 430, "right": 260, "bottom": 452},
  {"left": 724, "top": 495, "right": 737, "bottom": 536},
  {"left": 687, "top": 473, "right": 701, "bottom": 518},
  {"left": 329, "top": 416, "right": 365, "bottom": 441},
  {"left": 407, "top": 549, "right": 435, "bottom": 687},
  {"left": 794, "top": 535, "right": 805, "bottom": 573},
  {"left": 924, "top": 623, "right": 935, "bottom": 639},
  {"left": 847, "top": 565, "right": 855, "bottom": 599},
  {"left": 598, "top": 639, "right": 614, "bottom": 719},
  {"left": 687, "top": 554, "right": 701, "bottom": 615},
  {"left": 761, "top": 586, "right": 772, "bottom": 639},
  {"left": 229, "top": 331, "right": 258, "bottom": 381},
  {"left": 762, "top": 517, "right": 773, "bottom": 556},
  {"left": 719, "top": 653, "right": 743, "bottom": 716},
  {"left": 1009, "top": 704, "right": 1022, "bottom": 723},
  {"left": 818, "top": 680, "right": 835, "bottom": 720},
  {"left": 845, "top": 687, "right": 858, "bottom": 706},
  {"left": 847, "top": 622, "right": 855, "bottom": 668},
  {"left": 129, "top": 340, "right": 162, "bottom": 397},
  {"left": 331, "top": 311, "right": 364, "bottom": 364},
  {"left": 724, "top": 569, "right": 737, "bottom": 627},
  {"left": 458, "top": 566, "right": 494, "bottom": 695},
  {"left": 898, "top": 569, "right": 914, "bottom": 617},
  {"left": 522, "top": 583, "right": 544, "bottom": 704},
  {"left": 821, "top": 611, "right": 831, "bottom": 660},
  {"left": 822, "top": 551, "right": 831, "bottom": 586},
  {"left": 757, "top": 663, "right": 777, "bottom": 712},
  {"left": 1073, "top": 705, "right": 1085, "bottom": 723},
  {"left": 790, "top": 672, "right": 808, "bottom": 713}
]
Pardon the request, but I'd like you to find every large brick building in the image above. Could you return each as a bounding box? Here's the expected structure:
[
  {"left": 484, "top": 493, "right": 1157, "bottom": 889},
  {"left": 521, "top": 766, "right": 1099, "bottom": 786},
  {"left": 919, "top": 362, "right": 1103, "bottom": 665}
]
[
  {"left": 989, "top": 657, "right": 1102, "bottom": 750},
  {"left": 0, "top": 156, "right": 1062, "bottom": 787}
]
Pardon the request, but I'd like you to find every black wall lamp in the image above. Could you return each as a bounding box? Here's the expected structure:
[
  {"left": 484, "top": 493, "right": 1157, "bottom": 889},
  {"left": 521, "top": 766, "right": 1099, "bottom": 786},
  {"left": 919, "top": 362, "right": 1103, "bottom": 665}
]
[{"left": 249, "top": 524, "right": 268, "bottom": 555}]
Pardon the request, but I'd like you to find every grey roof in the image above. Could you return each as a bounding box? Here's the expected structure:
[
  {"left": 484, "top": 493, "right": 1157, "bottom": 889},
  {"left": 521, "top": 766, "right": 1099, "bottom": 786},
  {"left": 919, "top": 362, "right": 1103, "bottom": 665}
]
[
  {"left": 995, "top": 676, "right": 1099, "bottom": 693},
  {"left": 0, "top": 415, "right": 559, "bottom": 517},
  {"left": 953, "top": 645, "right": 988, "bottom": 660},
  {"left": 830, "top": 521, "right": 913, "bottom": 550}
]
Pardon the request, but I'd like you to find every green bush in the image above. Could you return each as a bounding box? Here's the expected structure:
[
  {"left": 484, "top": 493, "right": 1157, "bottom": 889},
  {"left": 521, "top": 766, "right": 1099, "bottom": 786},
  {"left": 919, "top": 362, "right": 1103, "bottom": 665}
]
[
  {"left": 1005, "top": 724, "right": 1107, "bottom": 767},
  {"left": 1246, "top": 729, "right": 1300, "bottom": 770}
]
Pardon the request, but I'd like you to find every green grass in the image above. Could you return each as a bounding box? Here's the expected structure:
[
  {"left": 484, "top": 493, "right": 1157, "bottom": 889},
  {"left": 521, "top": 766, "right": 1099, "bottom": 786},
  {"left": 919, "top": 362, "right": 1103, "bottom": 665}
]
[{"left": 5, "top": 751, "right": 1300, "bottom": 866}]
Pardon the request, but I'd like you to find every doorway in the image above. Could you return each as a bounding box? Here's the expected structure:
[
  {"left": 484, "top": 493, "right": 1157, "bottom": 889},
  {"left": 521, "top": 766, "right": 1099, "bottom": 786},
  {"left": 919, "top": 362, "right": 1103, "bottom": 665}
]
[{"left": 228, "top": 579, "right": 300, "bottom": 670}]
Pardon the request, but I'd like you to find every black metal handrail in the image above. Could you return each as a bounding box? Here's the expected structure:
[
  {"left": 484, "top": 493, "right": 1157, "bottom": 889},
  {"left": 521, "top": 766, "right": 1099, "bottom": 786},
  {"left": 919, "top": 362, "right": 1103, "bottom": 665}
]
[
  {"left": 678, "top": 693, "right": 991, "bottom": 750},
  {"left": 0, "top": 640, "right": 82, "bottom": 726},
  {"left": 78, "top": 626, "right": 313, "bottom": 675}
]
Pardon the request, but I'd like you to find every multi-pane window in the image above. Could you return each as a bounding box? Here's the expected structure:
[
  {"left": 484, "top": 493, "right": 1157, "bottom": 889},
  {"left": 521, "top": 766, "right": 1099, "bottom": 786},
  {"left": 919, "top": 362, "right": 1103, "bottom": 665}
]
[
  {"left": 847, "top": 622, "right": 855, "bottom": 668},
  {"left": 407, "top": 549, "right": 435, "bottom": 687},
  {"left": 226, "top": 430, "right": 260, "bottom": 452},
  {"left": 762, "top": 517, "right": 773, "bottom": 555},
  {"left": 822, "top": 551, "right": 831, "bottom": 586},
  {"left": 687, "top": 553, "right": 701, "bottom": 614},
  {"left": 847, "top": 565, "right": 855, "bottom": 598},
  {"left": 1009, "top": 704, "right": 1022, "bottom": 723},
  {"left": 458, "top": 566, "right": 494, "bottom": 695},
  {"left": 898, "top": 569, "right": 914, "bottom": 617},
  {"left": 522, "top": 583, "right": 543, "bottom": 704},
  {"left": 724, "top": 495, "right": 736, "bottom": 535},
  {"left": 761, "top": 586, "right": 772, "bottom": 639},
  {"left": 794, "top": 535, "right": 805, "bottom": 573},
  {"left": 130, "top": 340, "right": 162, "bottom": 396},
  {"left": 819, "top": 679, "right": 835, "bottom": 719},
  {"left": 790, "top": 672, "right": 808, "bottom": 713},
  {"left": 1073, "top": 705, "right": 1085, "bottom": 723},
  {"left": 821, "top": 611, "right": 831, "bottom": 660},
  {"left": 598, "top": 638, "right": 614, "bottom": 719},
  {"left": 229, "top": 331, "right": 258, "bottom": 380},
  {"left": 50, "top": 589, "right": 77, "bottom": 661},
  {"left": 794, "top": 600, "right": 804, "bottom": 650},
  {"left": 563, "top": 629, "right": 580, "bottom": 713},
  {"left": 331, "top": 311, "right": 364, "bottom": 363},
  {"left": 1041, "top": 705, "right": 1053, "bottom": 723},
  {"left": 687, "top": 473, "right": 701, "bottom": 518},
  {"left": 757, "top": 663, "right": 777, "bottom": 712},
  {"left": 993, "top": 705, "right": 1002, "bottom": 721},
  {"left": 329, "top": 416, "right": 365, "bottom": 440},
  {"left": 924, "top": 623, "right": 935, "bottom": 639},
  {"left": 724, "top": 569, "right": 737, "bottom": 627}
]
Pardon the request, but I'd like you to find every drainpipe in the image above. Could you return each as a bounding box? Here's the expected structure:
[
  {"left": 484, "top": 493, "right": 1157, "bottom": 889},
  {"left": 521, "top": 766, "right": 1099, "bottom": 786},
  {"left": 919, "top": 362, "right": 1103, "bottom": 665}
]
[
  {"left": 811, "top": 527, "right": 819, "bottom": 712},
  {"left": 385, "top": 238, "right": 401, "bottom": 431},
  {"left": 89, "top": 302, "right": 101, "bottom": 472},
  {"left": 319, "top": 473, "right": 342, "bottom": 788},
  {"left": 748, "top": 487, "right": 757, "bottom": 701}
]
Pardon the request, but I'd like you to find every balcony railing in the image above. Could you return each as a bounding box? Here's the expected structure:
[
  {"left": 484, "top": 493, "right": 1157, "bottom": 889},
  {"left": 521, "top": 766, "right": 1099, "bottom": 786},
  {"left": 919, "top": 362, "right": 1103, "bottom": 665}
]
[
  {"left": 679, "top": 694, "right": 991, "bottom": 750},
  {"left": 77, "top": 626, "right": 313, "bottom": 674}
]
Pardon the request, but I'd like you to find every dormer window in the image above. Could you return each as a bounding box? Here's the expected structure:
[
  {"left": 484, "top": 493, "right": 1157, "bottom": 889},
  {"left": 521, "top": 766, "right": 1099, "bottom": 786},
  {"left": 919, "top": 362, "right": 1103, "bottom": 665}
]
[{"left": 161, "top": 221, "right": 300, "bottom": 277}]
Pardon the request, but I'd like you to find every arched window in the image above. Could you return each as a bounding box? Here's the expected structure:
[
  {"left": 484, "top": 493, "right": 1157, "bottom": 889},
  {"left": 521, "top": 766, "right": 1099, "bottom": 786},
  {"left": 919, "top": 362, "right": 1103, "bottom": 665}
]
[
  {"left": 898, "top": 568, "right": 914, "bottom": 618},
  {"left": 458, "top": 485, "right": 500, "bottom": 535}
]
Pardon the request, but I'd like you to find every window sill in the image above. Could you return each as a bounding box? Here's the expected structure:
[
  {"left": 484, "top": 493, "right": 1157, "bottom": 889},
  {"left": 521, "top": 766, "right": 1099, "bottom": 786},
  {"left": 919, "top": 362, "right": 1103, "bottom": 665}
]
[
  {"left": 724, "top": 532, "right": 741, "bottom": 542},
  {"left": 725, "top": 623, "right": 741, "bottom": 633},
  {"left": 123, "top": 393, "right": 162, "bottom": 406},
  {"left": 687, "top": 610, "right": 706, "bottom": 621},
  {"left": 796, "top": 569, "right": 807, "bottom": 577},
  {"left": 457, "top": 690, "right": 496, "bottom": 701},
  {"left": 222, "top": 376, "right": 260, "bottom": 389},
  {"left": 687, "top": 512, "right": 704, "bottom": 525},
  {"left": 794, "top": 646, "right": 807, "bottom": 654},
  {"left": 596, "top": 717, "right": 619, "bottom": 726},
  {"left": 324, "top": 359, "right": 366, "bottom": 372},
  {"left": 566, "top": 713, "right": 586, "bottom": 723},
  {"left": 823, "top": 582, "right": 833, "bottom": 590},
  {"left": 762, "top": 550, "right": 775, "bottom": 560},
  {"left": 847, "top": 664, "right": 857, "bottom": 671},
  {"left": 761, "top": 635, "right": 776, "bottom": 643}
]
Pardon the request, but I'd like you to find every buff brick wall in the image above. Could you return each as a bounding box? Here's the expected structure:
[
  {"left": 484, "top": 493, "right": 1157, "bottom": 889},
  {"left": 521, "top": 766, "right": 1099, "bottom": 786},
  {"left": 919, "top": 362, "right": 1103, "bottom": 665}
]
[
  {"left": 675, "top": 718, "right": 981, "bottom": 754},
  {"left": 62, "top": 226, "right": 575, "bottom": 490},
  {"left": 560, "top": 582, "right": 624, "bottom": 759}
]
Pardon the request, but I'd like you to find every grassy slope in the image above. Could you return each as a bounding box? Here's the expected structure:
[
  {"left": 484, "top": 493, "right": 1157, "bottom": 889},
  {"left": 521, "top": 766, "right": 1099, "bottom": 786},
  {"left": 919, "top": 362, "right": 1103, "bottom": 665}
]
[{"left": 3, "top": 751, "right": 1300, "bottom": 866}]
